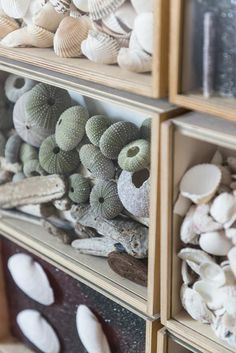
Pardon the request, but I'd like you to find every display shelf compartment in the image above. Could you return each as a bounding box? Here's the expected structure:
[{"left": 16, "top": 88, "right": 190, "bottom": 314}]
[{"left": 161, "top": 112, "right": 236, "bottom": 353}]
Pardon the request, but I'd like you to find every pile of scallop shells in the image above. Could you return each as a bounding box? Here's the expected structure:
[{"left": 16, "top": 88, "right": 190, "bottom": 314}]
[
  {"left": 0, "top": 0, "right": 153, "bottom": 73},
  {"left": 176, "top": 150, "right": 236, "bottom": 348}
]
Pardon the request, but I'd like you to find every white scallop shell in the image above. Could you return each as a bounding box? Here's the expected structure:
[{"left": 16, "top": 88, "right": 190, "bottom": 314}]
[
  {"left": 81, "top": 30, "right": 120, "bottom": 64},
  {"left": 23, "top": 0, "right": 45, "bottom": 25},
  {"left": 228, "top": 246, "right": 236, "bottom": 278},
  {"left": 5, "top": 74, "right": 36, "bottom": 103},
  {"left": 193, "top": 280, "right": 223, "bottom": 310},
  {"left": 88, "top": 0, "right": 126, "bottom": 20},
  {"left": 17, "top": 310, "right": 60, "bottom": 353},
  {"left": 33, "top": 1, "right": 68, "bottom": 32},
  {"left": 76, "top": 305, "right": 111, "bottom": 353},
  {"left": 130, "top": 0, "right": 153, "bottom": 14},
  {"left": 72, "top": 0, "right": 88, "bottom": 12},
  {"left": 117, "top": 48, "right": 152, "bottom": 73},
  {"left": 180, "top": 164, "right": 222, "bottom": 205},
  {"left": 199, "top": 262, "right": 226, "bottom": 287},
  {"left": 199, "top": 231, "right": 232, "bottom": 256},
  {"left": 0, "top": 15, "right": 19, "bottom": 39},
  {"left": 1, "top": 0, "right": 31, "bottom": 18},
  {"left": 210, "top": 192, "right": 236, "bottom": 224},
  {"left": 133, "top": 12, "right": 153, "bottom": 54}
]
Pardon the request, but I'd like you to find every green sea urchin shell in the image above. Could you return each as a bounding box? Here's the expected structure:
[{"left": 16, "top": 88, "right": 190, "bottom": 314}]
[
  {"left": 0, "top": 132, "right": 6, "bottom": 156},
  {"left": 5, "top": 133, "right": 22, "bottom": 163},
  {"left": 140, "top": 118, "right": 152, "bottom": 140},
  {"left": 39, "top": 135, "right": 80, "bottom": 174},
  {"left": 85, "top": 115, "right": 111, "bottom": 146},
  {"left": 20, "top": 143, "right": 38, "bottom": 164},
  {"left": 55, "top": 106, "right": 89, "bottom": 151},
  {"left": 12, "top": 172, "right": 25, "bottom": 182},
  {"left": 79, "top": 144, "right": 115, "bottom": 179},
  {"left": 23, "top": 159, "right": 46, "bottom": 177},
  {"left": 90, "top": 180, "right": 123, "bottom": 219},
  {"left": 68, "top": 173, "right": 90, "bottom": 203},
  {"left": 118, "top": 139, "right": 150, "bottom": 172},
  {"left": 25, "top": 83, "right": 71, "bottom": 130},
  {"left": 99, "top": 121, "right": 139, "bottom": 159}
]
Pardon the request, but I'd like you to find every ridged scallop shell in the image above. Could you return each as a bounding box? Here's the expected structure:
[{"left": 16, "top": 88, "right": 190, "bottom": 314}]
[
  {"left": 99, "top": 121, "right": 139, "bottom": 159},
  {"left": 50, "top": 0, "right": 71, "bottom": 13},
  {"left": 1, "top": 0, "right": 31, "bottom": 18},
  {"left": 81, "top": 30, "right": 120, "bottom": 64},
  {"left": 89, "top": 0, "right": 126, "bottom": 20},
  {"left": 54, "top": 16, "right": 91, "bottom": 57},
  {"left": 118, "top": 48, "right": 152, "bottom": 73},
  {"left": 4, "top": 74, "right": 36, "bottom": 103},
  {"left": 118, "top": 139, "right": 150, "bottom": 172},
  {"left": 102, "top": 1, "right": 136, "bottom": 34},
  {"left": 5, "top": 133, "right": 22, "bottom": 164},
  {"left": 17, "top": 310, "right": 60, "bottom": 353},
  {"left": 20, "top": 143, "right": 38, "bottom": 163},
  {"left": 92, "top": 20, "right": 130, "bottom": 47},
  {"left": 117, "top": 169, "right": 150, "bottom": 217},
  {"left": 130, "top": 0, "right": 153, "bottom": 13},
  {"left": 133, "top": 12, "right": 153, "bottom": 54},
  {"left": 8, "top": 254, "right": 54, "bottom": 305},
  {"left": 23, "top": 0, "right": 45, "bottom": 25},
  {"left": 0, "top": 15, "right": 19, "bottom": 39},
  {"left": 85, "top": 115, "right": 111, "bottom": 146},
  {"left": 72, "top": 0, "right": 89, "bottom": 12},
  {"left": 33, "top": 1, "right": 68, "bottom": 32},
  {"left": 23, "top": 159, "right": 46, "bottom": 177},
  {"left": 68, "top": 173, "right": 90, "bottom": 203}
]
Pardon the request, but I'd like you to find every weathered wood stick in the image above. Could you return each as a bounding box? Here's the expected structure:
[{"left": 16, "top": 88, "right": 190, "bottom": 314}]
[
  {"left": 203, "top": 12, "right": 215, "bottom": 98},
  {"left": 41, "top": 220, "right": 71, "bottom": 245},
  {"left": 0, "top": 175, "right": 66, "bottom": 209}
]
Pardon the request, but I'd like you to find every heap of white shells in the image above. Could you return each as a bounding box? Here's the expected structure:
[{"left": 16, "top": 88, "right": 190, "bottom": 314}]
[{"left": 176, "top": 150, "right": 236, "bottom": 348}]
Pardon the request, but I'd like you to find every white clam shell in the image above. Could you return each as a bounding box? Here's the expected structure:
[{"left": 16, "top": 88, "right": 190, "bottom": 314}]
[
  {"left": 117, "top": 48, "right": 152, "bottom": 73},
  {"left": 76, "top": 305, "right": 111, "bottom": 353},
  {"left": 130, "top": 0, "right": 153, "bottom": 13},
  {"left": 133, "top": 12, "right": 153, "bottom": 54},
  {"left": 178, "top": 248, "right": 215, "bottom": 274},
  {"left": 210, "top": 192, "right": 236, "bottom": 224},
  {"left": 8, "top": 253, "right": 54, "bottom": 305},
  {"left": 228, "top": 246, "right": 236, "bottom": 278},
  {"left": 180, "top": 205, "right": 198, "bottom": 244},
  {"left": 1, "top": 0, "right": 30, "bottom": 18},
  {"left": 193, "top": 204, "right": 222, "bottom": 234},
  {"left": 193, "top": 280, "right": 223, "bottom": 310},
  {"left": 180, "top": 164, "right": 222, "bottom": 205},
  {"left": 17, "top": 310, "right": 60, "bottom": 353},
  {"left": 199, "top": 262, "right": 225, "bottom": 287},
  {"left": 181, "top": 260, "right": 196, "bottom": 285},
  {"left": 212, "top": 315, "right": 236, "bottom": 349},
  {"left": 72, "top": 0, "right": 89, "bottom": 12},
  {"left": 4, "top": 74, "right": 36, "bottom": 103},
  {"left": 224, "top": 296, "right": 236, "bottom": 318},
  {"left": 199, "top": 231, "right": 232, "bottom": 256}
]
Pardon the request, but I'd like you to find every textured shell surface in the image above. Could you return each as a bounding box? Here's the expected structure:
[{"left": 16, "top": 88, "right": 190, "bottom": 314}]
[
  {"left": 0, "top": 15, "right": 19, "bottom": 39},
  {"left": 117, "top": 169, "right": 150, "bottom": 218},
  {"left": 1, "top": 26, "right": 32, "bottom": 48},
  {"left": 54, "top": 15, "right": 91, "bottom": 57},
  {"left": 20, "top": 143, "right": 38, "bottom": 163},
  {"left": 5, "top": 133, "right": 22, "bottom": 164},
  {"left": 79, "top": 144, "right": 115, "bottom": 179},
  {"left": 0, "top": 132, "right": 6, "bottom": 156},
  {"left": 81, "top": 30, "right": 120, "bottom": 64},
  {"left": 8, "top": 253, "right": 54, "bottom": 305},
  {"left": 133, "top": 12, "right": 153, "bottom": 54},
  {"left": 99, "top": 121, "right": 139, "bottom": 159},
  {"left": 72, "top": 0, "right": 89, "bottom": 12},
  {"left": 76, "top": 305, "right": 111, "bottom": 353},
  {"left": 90, "top": 180, "right": 123, "bottom": 219},
  {"left": 13, "top": 92, "right": 54, "bottom": 147},
  {"left": 55, "top": 105, "right": 89, "bottom": 150},
  {"left": 4, "top": 74, "right": 36, "bottom": 103},
  {"left": 1, "top": 0, "right": 31, "bottom": 18},
  {"left": 33, "top": 1, "right": 68, "bottom": 32},
  {"left": 50, "top": 0, "right": 71, "bottom": 13},
  {"left": 118, "top": 139, "right": 150, "bottom": 172},
  {"left": 210, "top": 192, "right": 236, "bottom": 224},
  {"left": 88, "top": 0, "right": 126, "bottom": 20},
  {"left": 130, "top": 0, "right": 153, "bottom": 13},
  {"left": 199, "top": 231, "right": 232, "bottom": 256},
  {"left": 25, "top": 83, "right": 71, "bottom": 130},
  {"left": 17, "top": 309, "right": 60, "bottom": 353},
  {"left": 199, "top": 262, "right": 226, "bottom": 287},
  {"left": 117, "top": 47, "right": 152, "bottom": 73},
  {"left": 23, "top": 159, "right": 46, "bottom": 177},
  {"left": 180, "top": 164, "right": 222, "bottom": 205},
  {"left": 39, "top": 135, "right": 80, "bottom": 174},
  {"left": 85, "top": 115, "right": 111, "bottom": 146},
  {"left": 68, "top": 173, "right": 90, "bottom": 203}
]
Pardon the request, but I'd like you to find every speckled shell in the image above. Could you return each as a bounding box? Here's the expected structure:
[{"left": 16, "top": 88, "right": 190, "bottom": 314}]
[
  {"left": 80, "top": 144, "right": 115, "bottom": 179},
  {"left": 68, "top": 173, "right": 90, "bottom": 203},
  {"left": 5, "top": 133, "right": 22, "bottom": 164},
  {"left": 85, "top": 115, "right": 111, "bottom": 146},
  {"left": 81, "top": 30, "right": 120, "bottom": 64},
  {"left": 13, "top": 172, "right": 25, "bottom": 182},
  {"left": 54, "top": 16, "right": 91, "bottom": 57},
  {"left": 1, "top": 0, "right": 30, "bottom": 18},
  {"left": 0, "top": 132, "right": 6, "bottom": 156},
  {"left": 88, "top": 0, "right": 126, "bottom": 20},
  {"left": 33, "top": 1, "right": 68, "bottom": 32},
  {"left": 99, "top": 121, "right": 139, "bottom": 159},
  {"left": 25, "top": 83, "right": 71, "bottom": 130},
  {"left": 13, "top": 92, "right": 54, "bottom": 147},
  {"left": 39, "top": 135, "right": 80, "bottom": 174},
  {"left": 20, "top": 143, "right": 38, "bottom": 163},
  {"left": 118, "top": 139, "right": 150, "bottom": 172},
  {"left": 5, "top": 74, "right": 36, "bottom": 103},
  {"left": 72, "top": 0, "right": 88, "bottom": 12},
  {"left": 50, "top": 0, "right": 71, "bottom": 13},
  {"left": 0, "top": 15, "right": 19, "bottom": 39},
  {"left": 140, "top": 118, "right": 152, "bottom": 140},
  {"left": 23, "top": 159, "right": 46, "bottom": 177},
  {"left": 117, "top": 169, "right": 150, "bottom": 218},
  {"left": 90, "top": 180, "right": 123, "bottom": 219},
  {"left": 117, "top": 48, "right": 152, "bottom": 73},
  {"left": 55, "top": 105, "right": 89, "bottom": 151}
]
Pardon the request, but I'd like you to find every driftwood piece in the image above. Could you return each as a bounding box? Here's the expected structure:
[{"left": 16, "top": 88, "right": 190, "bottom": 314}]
[
  {"left": 0, "top": 157, "right": 22, "bottom": 173},
  {"left": 0, "top": 175, "right": 66, "bottom": 209},
  {"left": 71, "top": 204, "right": 148, "bottom": 259},
  {"left": 17, "top": 203, "right": 57, "bottom": 218},
  {"left": 41, "top": 220, "right": 71, "bottom": 244},
  {"left": 108, "top": 252, "right": 148, "bottom": 287},
  {"left": 72, "top": 237, "right": 116, "bottom": 257},
  {"left": 203, "top": 12, "right": 215, "bottom": 98}
]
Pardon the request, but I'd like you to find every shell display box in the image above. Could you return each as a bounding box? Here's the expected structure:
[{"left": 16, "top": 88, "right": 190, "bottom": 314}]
[
  {"left": 161, "top": 112, "right": 236, "bottom": 353},
  {"left": 0, "top": 0, "right": 169, "bottom": 98},
  {"left": 170, "top": 0, "right": 236, "bottom": 121},
  {"left": 0, "top": 235, "right": 161, "bottom": 353}
]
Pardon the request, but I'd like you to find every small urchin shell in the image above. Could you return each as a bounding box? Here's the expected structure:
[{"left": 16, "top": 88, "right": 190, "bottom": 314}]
[
  {"left": 79, "top": 144, "right": 115, "bottom": 179},
  {"left": 118, "top": 139, "right": 150, "bottom": 172},
  {"left": 25, "top": 83, "right": 71, "bottom": 130},
  {"left": 140, "top": 118, "right": 152, "bottom": 140},
  {"left": 4, "top": 74, "right": 36, "bottom": 103},
  {"left": 23, "top": 159, "right": 46, "bottom": 177},
  {"left": 20, "top": 143, "right": 38, "bottom": 164},
  {"left": 39, "top": 135, "right": 80, "bottom": 174},
  {"left": 5, "top": 133, "right": 22, "bottom": 163},
  {"left": 0, "top": 132, "right": 6, "bottom": 156},
  {"left": 55, "top": 105, "right": 89, "bottom": 151},
  {"left": 85, "top": 115, "right": 111, "bottom": 146},
  {"left": 68, "top": 173, "right": 90, "bottom": 203},
  {"left": 90, "top": 180, "right": 123, "bottom": 219},
  {"left": 99, "top": 121, "right": 139, "bottom": 159}
]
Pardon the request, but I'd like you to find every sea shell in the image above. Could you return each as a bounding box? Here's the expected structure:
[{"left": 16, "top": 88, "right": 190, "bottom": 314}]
[
  {"left": 25, "top": 83, "right": 71, "bottom": 130},
  {"left": 90, "top": 180, "right": 123, "bottom": 219},
  {"left": 5, "top": 133, "right": 22, "bottom": 164},
  {"left": 76, "top": 305, "right": 111, "bottom": 353},
  {"left": 81, "top": 30, "right": 120, "bottom": 64},
  {"left": 178, "top": 248, "right": 215, "bottom": 274},
  {"left": 79, "top": 144, "right": 115, "bottom": 179},
  {"left": 133, "top": 12, "right": 153, "bottom": 54},
  {"left": 117, "top": 169, "right": 150, "bottom": 218},
  {"left": 193, "top": 203, "right": 222, "bottom": 234},
  {"left": 210, "top": 192, "right": 236, "bottom": 224},
  {"left": 55, "top": 105, "right": 89, "bottom": 151},
  {"left": 23, "top": 159, "right": 46, "bottom": 177},
  {"left": 199, "top": 262, "right": 226, "bottom": 287},
  {"left": 100, "top": 121, "right": 139, "bottom": 159},
  {"left": 118, "top": 139, "right": 150, "bottom": 172},
  {"left": 54, "top": 15, "right": 91, "bottom": 57},
  {"left": 68, "top": 173, "right": 90, "bottom": 203},
  {"left": 20, "top": 143, "right": 38, "bottom": 163},
  {"left": 212, "top": 315, "right": 236, "bottom": 349},
  {"left": 17, "top": 310, "right": 60, "bottom": 353},
  {"left": 39, "top": 135, "right": 80, "bottom": 174},
  {"left": 8, "top": 253, "right": 54, "bottom": 305},
  {"left": 72, "top": 0, "right": 89, "bottom": 12},
  {"left": 130, "top": 0, "right": 153, "bottom": 13},
  {"left": 180, "top": 164, "right": 222, "bottom": 204},
  {"left": 33, "top": 1, "right": 68, "bottom": 32},
  {"left": 193, "top": 280, "right": 224, "bottom": 311},
  {"left": 88, "top": 0, "right": 126, "bottom": 20},
  {"left": 228, "top": 246, "right": 236, "bottom": 278},
  {"left": 181, "top": 260, "right": 196, "bottom": 285},
  {"left": 1, "top": 0, "right": 31, "bottom": 18},
  {"left": 85, "top": 115, "right": 111, "bottom": 146},
  {"left": 0, "top": 132, "right": 6, "bottom": 156},
  {"left": 117, "top": 48, "right": 152, "bottom": 73},
  {"left": 199, "top": 231, "right": 232, "bottom": 256},
  {"left": 23, "top": 0, "right": 45, "bottom": 25},
  {"left": 0, "top": 15, "right": 19, "bottom": 39},
  {"left": 102, "top": 1, "right": 136, "bottom": 34},
  {"left": 224, "top": 296, "right": 236, "bottom": 318},
  {"left": 180, "top": 205, "right": 198, "bottom": 244},
  {"left": 140, "top": 118, "right": 152, "bottom": 141},
  {"left": 13, "top": 172, "right": 25, "bottom": 182},
  {"left": 4, "top": 74, "right": 36, "bottom": 103},
  {"left": 50, "top": 0, "right": 71, "bottom": 13}
]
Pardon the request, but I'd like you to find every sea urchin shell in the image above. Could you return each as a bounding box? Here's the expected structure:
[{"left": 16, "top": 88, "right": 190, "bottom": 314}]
[
  {"left": 118, "top": 139, "right": 150, "bottom": 172},
  {"left": 23, "top": 159, "right": 46, "bottom": 177},
  {"left": 4, "top": 74, "right": 36, "bottom": 103},
  {"left": 85, "top": 115, "right": 111, "bottom": 146},
  {"left": 68, "top": 173, "right": 90, "bottom": 203},
  {"left": 20, "top": 143, "right": 38, "bottom": 163}
]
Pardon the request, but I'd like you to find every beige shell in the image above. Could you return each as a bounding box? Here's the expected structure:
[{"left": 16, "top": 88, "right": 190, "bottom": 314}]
[
  {"left": 133, "top": 12, "right": 153, "bottom": 54},
  {"left": 130, "top": 0, "right": 153, "bottom": 13},
  {"left": 33, "top": 1, "right": 68, "bottom": 32},
  {"left": 1, "top": 0, "right": 30, "bottom": 18},
  {"left": 0, "top": 15, "right": 19, "bottom": 39},
  {"left": 81, "top": 30, "right": 120, "bottom": 64},
  {"left": 88, "top": 0, "right": 126, "bottom": 20},
  {"left": 180, "top": 164, "right": 222, "bottom": 205},
  {"left": 72, "top": 0, "right": 88, "bottom": 12},
  {"left": 23, "top": 0, "right": 45, "bottom": 25},
  {"left": 118, "top": 48, "right": 152, "bottom": 73},
  {"left": 54, "top": 16, "right": 90, "bottom": 57}
]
